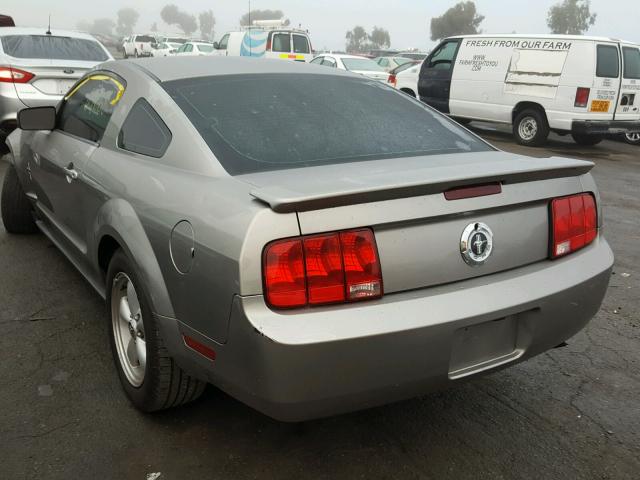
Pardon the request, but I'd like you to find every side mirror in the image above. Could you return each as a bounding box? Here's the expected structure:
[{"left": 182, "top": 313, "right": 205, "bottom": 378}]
[
  {"left": 213, "top": 41, "right": 219, "bottom": 49},
  {"left": 17, "top": 106, "right": 56, "bottom": 131}
]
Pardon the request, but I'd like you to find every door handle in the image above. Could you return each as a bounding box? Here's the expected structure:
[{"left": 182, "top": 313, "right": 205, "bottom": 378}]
[{"left": 64, "top": 163, "right": 78, "bottom": 181}]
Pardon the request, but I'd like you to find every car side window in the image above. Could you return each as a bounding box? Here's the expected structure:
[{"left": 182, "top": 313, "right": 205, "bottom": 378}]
[
  {"left": 272, "top": 33, "right": 291, "bottom": 53},
  {"left": 57, "top": 75, "right": 125, "bottom": 143},
  {"left": 185, "top": 44, "right": 193, "bottom": 52},
  {"left": 425, "top": 40, "right": 460, "bottom": 71},
  {"left": 310, "top": 56, "right": 324, "bottom": 65},
  {"left": 323, "top": 57, "right": 337, "bottom": 68},
  {"left": 378, "top": 58, "right": 388, "bottom": 67},
  {"left": 118, "top": 98, "right": 172, "bottom": 158},
  {"left": 218, "top": 34, "right": 229, "bottom": 50}
]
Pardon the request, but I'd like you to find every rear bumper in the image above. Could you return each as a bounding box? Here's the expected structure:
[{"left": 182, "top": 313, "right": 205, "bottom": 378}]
[
  {"left": 572, "top": 120, "right": 640, "bottom": 135},
  {"left": 166, "top": 237, "right": 613, "bottom": 422}
]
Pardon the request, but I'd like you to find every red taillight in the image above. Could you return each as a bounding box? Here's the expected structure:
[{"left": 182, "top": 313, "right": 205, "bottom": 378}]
[
  {"left": 0, "top": 66, "right": 35, "bottom": 84},
  {"left": 575, "top": 87, "right": 590, "bottom": 108},
  {"left": 388, "top": 74, "right": 396, "bottom": 86},
  {"left": 263, "top": 228, "right": 383, "bottom": 309},
  {"left": 551, "top": 193, "right": 597, "bottom": 258},
  {"left": 266, "top": 37, "right": 272, "bottom": 51}
]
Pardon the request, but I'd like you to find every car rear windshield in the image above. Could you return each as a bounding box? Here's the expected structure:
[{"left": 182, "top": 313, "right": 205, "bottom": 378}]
[
  {"left": 135, "top": 35, "right": 155, "bottom": 43},
  {"left": 162, "top": 74, "right": 491, "bottom": 175},
  {"left": 342, "top": 58, "right": 386, "bottom": 72},
  {"left": 0, "top": 35, "right": 108, "bottom": 61},
  {"left": 197, "top": 44, "right": 214, "bottom": 52}
]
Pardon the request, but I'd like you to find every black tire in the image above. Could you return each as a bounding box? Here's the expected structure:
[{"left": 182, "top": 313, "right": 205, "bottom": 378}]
[
  {"left": 1, "top": 165, "right": 38, "bottom": 234},
  {"left": 400, "top": 88, "right": 416, "bottom": 98},
  {"left": 571, "top": 133, "right": 603, "bottom": 146},
  {"left": 106, "top": 250, "right": 205, "bottom": 412},
  {"left": 623, "top": 132, "right": 640, "bottom": 145},
  {"left": 513, "top": 108, "right": 550, "bottom": 147}
]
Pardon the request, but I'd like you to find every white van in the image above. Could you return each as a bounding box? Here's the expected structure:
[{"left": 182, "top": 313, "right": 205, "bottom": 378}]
[
  {"left": 213, "top": 20, "right": 313, "bottom": 62},
  {"left": 418, "top": 34, "right": 640, "bottom": 146},
  {"left": 122, "top": 34, "right": 156, "bottom": 58}
]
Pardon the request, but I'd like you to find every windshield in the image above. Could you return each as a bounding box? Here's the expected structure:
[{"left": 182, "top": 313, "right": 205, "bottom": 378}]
[
  {"left": 197, "top": 44, "right": 214, "bottom": 52},
  {"left": 168, "top": 37, "right": 187, "bottom": 44},
  {"left": 342, "top": 57, "right": 386, "bottom": 72},
  {"left": 0, "top": 35, "right": 108, "bottom": 61},
  {"left": 135, "top": 35, "right": 155, "bottom": 43},
  {"left": 162, "top": 74, "right": 490, "bottom": 175}
]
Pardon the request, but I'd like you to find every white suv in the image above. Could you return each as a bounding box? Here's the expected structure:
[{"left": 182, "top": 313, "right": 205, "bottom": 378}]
[{"left": 122, "top": 34, "right": 156, "bottom": 58}]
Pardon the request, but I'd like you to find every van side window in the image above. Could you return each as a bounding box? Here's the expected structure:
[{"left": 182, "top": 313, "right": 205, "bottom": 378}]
[
  {"left": 596, "top": 45, "right": 620, "bottom": 78},
  {"left": 58, "top": 75, "right": 125, "bottom": 143},
  {"left": 292, "top": 34, "right": 310, "bottom": 54},
  {"left": 623, "top": 47, "right": 640, "bottom": 79},
  {"left": 218, "top": 34, "right": 229, "bottom": 50},
  {"left": 425, "top": 41, "right": 459, "bottom": 71},
  {"left": 323, "top": 57, "right": 337, "bottom": 68},
  {"left": 272, "top": 33, "right": 291, "bottom": 53},
  {"left": 118, "top": 98, "right": 172, "bottom": 158}
]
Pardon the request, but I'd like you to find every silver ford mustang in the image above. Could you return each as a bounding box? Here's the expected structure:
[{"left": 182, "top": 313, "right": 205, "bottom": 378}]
[{"left": 1, "top": 57, "right": 613, "bottom": 421}]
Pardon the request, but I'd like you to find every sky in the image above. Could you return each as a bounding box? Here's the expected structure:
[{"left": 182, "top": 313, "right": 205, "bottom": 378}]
[{"left": 3, "top": 0, "right": 639, "bottom": 51}]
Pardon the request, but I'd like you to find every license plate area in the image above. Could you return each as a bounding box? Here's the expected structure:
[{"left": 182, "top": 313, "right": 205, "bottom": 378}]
[{"left": 449, "top": 315, "right": 524, "bottom": 379}]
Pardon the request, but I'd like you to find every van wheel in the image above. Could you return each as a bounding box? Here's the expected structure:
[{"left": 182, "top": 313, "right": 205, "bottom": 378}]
[
  {"left": 513, "top": 109, "right": 549, "bottom": 147},
  {"left": 107, "top": 250, "right": 206, "bottom": 412},
  {"left": 571, "top": 134, "right": 603, "bottom": 146},
  {"left": 1, "top": 165, "right": 38, "bottom": 234},
  {"left": 623, "top": 132, "right": 640, "bottom": 145}
]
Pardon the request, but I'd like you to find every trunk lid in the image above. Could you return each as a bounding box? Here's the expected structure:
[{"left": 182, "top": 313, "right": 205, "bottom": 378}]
[
  {"left": 240, "top": 151, "right": 593, "bottom": 294},
  {"left": 9, "top": 59, "right": 94, "bottom": 107}
]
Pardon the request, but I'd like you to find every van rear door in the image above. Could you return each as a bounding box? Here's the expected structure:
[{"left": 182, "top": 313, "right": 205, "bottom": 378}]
[
  {"left": 590, "top": 43, "right": 620, "bottom": 120},
  {"left": 616, "top": 45, "right": 640, "bottom": 121}
]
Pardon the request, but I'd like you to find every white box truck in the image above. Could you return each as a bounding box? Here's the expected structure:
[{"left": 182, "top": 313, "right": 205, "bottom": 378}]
[{"left": 418, "top": 34, "right": 640, "bottom": 146}]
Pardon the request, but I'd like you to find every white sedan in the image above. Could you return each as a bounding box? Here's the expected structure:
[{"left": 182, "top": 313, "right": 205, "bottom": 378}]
[
  {"left": 174, "top": 41, "right": 215, "bottom": 56},
  {"left": 388, "top": 61, "right": 422, "bottom": 97},
  {"left": 310, "top": 54, "right": 389, "bottom": 82},
  {"left": 150, "top": 42, "right": 182, "bottom": 57}
]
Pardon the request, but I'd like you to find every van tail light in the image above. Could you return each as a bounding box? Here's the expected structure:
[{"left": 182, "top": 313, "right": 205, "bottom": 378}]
[
  {"left": 551, "top": 193, "right": 597, "bottom": 258},
  {"left": 264, "top": 228, "right": 383, "bottom": 309},
  {"left": 0, "top": 66, "right": 35, "bottom": 84},
  {"left": 575, "top": 87, "right": 590, "bottom": 108},
  {"left": 388, "top": 73, "right": 397, "bottom": 86},
  {"left": 266, "top": 37, "right": 272, "bottom": 51}
]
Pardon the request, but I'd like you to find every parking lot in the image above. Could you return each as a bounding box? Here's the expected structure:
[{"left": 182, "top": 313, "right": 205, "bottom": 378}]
[{"left": 0, "top": 126, "right": 637, "bottom": 479}]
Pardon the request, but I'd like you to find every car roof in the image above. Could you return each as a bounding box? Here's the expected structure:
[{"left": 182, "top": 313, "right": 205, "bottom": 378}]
[
  {"left": 106, "top": 56, "right": 355, "bottom": 82},
  {"left": 0, "top": 27, "right": 100, "bottom": 41},
  {"left": 322, "top": 54, "right": 370, "bottom": 60}
]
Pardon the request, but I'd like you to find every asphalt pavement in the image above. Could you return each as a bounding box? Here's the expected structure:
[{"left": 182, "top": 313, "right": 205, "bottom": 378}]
[{"left": 0, "top": 128, "right": 638, "bottom": 480}]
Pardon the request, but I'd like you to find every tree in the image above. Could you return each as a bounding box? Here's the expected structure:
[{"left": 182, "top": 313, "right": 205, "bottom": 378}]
[
  {"left": 199, "top": 10, "right": 216, "bottom": 40},
  {"left": 116, "top": 8, "right": 139, "bottom": 37},
  {"left": 91, "top": 18, "right": 116, "bottom": 37},
  {"left": 77, "top": 18, "right": 115, "bottom": 37},
  {"left": 547, "top": 0, "right": 596, "bottom": 34},
  {"left": 239, "top": 9, "right": 285, "bottom": 26},
  {"left": 369, "top": 27, "right": 391, "bottom": 50},
  {"left": 161, "top": 5, "right": 198, "bottom": 36},
  {"left": 345, "top": 26, "right": 368, "bottom": 53},
  {"left": 430, "top": 1, "right": 484, "bottom": 41}
]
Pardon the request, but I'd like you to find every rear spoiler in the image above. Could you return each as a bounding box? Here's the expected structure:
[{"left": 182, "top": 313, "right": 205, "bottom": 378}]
[{"left": 249, "top": 156, "right": 593, "bottom": 213}]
